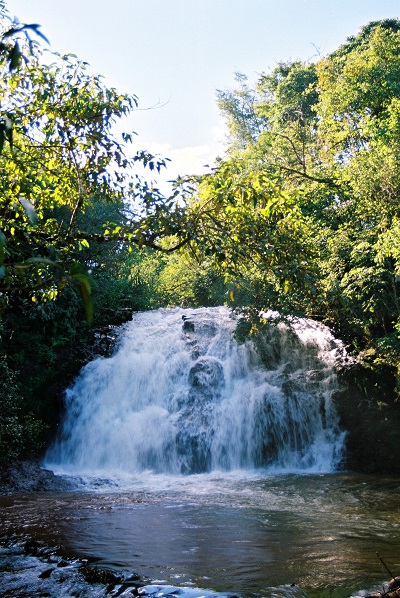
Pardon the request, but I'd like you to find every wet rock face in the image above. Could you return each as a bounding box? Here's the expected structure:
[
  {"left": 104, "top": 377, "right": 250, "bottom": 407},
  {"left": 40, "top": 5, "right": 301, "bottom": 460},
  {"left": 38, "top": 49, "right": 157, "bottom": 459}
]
[
  {"left": 0, "top": 538, "right": 144, "bottom": 597},
  {"left": 188, "top": 358, "right": 225, "bottom": 399},
  {"left": 0, "top": 461, "right": 75, "bottom": 495},
  {"left": 334, "top": 363, "right": 400, "bottom": 474},
  {"left": 174, "top": 358, "right": 225, "bottom": 473},
  {"left": 182, "top": 319, "right": 195, "bottom": 332},
  {"left": 176, "top": 428, "right": 213, "bottom": 474}
]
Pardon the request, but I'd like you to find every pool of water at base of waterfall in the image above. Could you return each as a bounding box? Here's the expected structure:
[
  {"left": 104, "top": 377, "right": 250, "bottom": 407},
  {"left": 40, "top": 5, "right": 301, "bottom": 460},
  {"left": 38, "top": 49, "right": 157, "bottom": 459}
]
[{"left": 1, "top": 470, "right": 400, "bottom": 598}]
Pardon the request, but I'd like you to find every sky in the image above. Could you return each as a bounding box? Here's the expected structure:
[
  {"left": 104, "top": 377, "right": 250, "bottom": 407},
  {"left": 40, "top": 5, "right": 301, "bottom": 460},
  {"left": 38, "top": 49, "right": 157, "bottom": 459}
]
[{"left": 9, "top": 0, "right": 400, "bottom": 192}]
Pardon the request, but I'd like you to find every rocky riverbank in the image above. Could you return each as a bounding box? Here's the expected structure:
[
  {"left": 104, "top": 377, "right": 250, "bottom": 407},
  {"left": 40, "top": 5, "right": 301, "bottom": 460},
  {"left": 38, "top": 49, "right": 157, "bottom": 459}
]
[
  {"left": 0, "top": 537, "right": 145, "bottom": 597},
  {"left": 0, "top": 461, "right": 75, "bottom": 495},
  {"left": 0, "top": 537, "right": 240, "bottom": 598}
]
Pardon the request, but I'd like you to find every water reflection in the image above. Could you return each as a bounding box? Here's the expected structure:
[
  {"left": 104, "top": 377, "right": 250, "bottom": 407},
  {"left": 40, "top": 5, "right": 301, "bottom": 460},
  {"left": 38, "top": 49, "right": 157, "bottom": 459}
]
[{"left": 1, "top": 472, "right": 400, "bottom": 597}]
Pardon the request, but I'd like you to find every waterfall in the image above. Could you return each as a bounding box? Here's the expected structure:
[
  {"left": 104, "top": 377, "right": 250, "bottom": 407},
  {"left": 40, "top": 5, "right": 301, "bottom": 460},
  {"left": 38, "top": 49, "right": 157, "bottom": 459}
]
[{"left": 45, "top": 307, "right": 346, "bottom": 475}]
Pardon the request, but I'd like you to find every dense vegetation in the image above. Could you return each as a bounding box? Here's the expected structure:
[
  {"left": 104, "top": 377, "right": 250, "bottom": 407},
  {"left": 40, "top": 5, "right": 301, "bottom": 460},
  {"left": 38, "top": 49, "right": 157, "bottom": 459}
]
[
  {"left": 199, "top": 21, "right": 400, "bottom": 362},
  {"left": 1, "top": 6, "right": 400, "bottom": 464}
]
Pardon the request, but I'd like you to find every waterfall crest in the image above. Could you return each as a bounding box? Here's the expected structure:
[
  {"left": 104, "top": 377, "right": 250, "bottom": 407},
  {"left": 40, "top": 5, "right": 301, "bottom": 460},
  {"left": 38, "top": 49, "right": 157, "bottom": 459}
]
[{"left": 45, "top": 307, "right": 346, "bottom": 474}]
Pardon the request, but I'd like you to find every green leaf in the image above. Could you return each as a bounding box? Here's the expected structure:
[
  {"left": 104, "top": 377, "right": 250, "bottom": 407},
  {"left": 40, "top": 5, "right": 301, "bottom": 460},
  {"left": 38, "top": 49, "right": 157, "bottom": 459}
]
[
  {"left": 26, "top": 24, "right": 50, "bottom": 45},
  {"left": 9, "top": 41, "right": 21, "bottom": 71}
]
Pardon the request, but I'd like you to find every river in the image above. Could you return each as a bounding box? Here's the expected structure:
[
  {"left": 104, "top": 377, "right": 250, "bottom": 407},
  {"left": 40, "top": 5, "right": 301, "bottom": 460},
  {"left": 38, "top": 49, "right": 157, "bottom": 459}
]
[
  {"left": 1, "top": 471, "right": 400, "bottom": 597},
  {"left": 1, "top": 307, "right": 399, "bottom": 596}
]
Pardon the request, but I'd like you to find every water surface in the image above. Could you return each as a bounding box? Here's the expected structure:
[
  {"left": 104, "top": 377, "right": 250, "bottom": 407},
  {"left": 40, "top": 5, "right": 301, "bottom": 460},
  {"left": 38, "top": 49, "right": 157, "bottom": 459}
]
[{"left": 1, "top": 471, "right": 399, "bottom": 597}]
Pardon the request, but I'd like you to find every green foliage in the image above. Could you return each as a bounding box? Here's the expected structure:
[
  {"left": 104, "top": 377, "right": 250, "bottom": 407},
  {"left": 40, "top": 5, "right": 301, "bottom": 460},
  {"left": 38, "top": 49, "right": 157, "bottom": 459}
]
[
  {"left": 152, "top": 250, "right": 227, "bottom": 307},
  {"left": 0, "top": 13, "right": 189, "bottom": 462},
  {"left": 0, "top": 46, "right": 132, "bottom": 314},
  {"left": 217, "top": 72, "right": 265, "bottom": 149},
  {"left": 188, "top": 18, "right": 400, "bottom": 381},
  {"left": 0, "top": 359, "right": 47, "bottom": 462},
  {"left": 183, "top": 158, "right": 319, "bottom": 317},
  {"left": 257, "top": 62, "right": 318, "bottom": 126},
  {"left": 0, "top": 35, "right": 188, "bottom": 320}
]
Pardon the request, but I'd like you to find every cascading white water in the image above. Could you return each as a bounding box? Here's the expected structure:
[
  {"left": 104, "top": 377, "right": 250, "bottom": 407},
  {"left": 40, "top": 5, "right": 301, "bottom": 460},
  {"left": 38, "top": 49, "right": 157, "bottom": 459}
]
[{"left": 45, "top": 306, "right": 347, "bottom": 475}]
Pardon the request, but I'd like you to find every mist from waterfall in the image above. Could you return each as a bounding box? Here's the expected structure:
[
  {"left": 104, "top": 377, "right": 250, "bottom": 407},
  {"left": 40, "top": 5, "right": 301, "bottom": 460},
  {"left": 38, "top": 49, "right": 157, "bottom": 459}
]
[{"left": 45, "top": 307, "right": 346, "bottom": 476}]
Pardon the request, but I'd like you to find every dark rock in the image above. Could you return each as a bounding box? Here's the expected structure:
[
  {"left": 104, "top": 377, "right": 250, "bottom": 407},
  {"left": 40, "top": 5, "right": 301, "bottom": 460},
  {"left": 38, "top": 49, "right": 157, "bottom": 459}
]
[
  {"left": 0, "top": 537, "right": 147, "bottom": 597},
  {"left": 389, "top": 578, "right": 400, "bottom": 591},
  {"left": 24, "top": 539, "right": 55, "bottom": 557},
  {"left": 39, "top": 567, "right": 55, "bottom": 578},
  {"left": 0, "top": 461, "right": 75, "bottom": 495},
  {"left": 334, "top": 362, "right": 400, "bottom": 474},
  {"left": 80, "top": 563, "right": 125, "bottom": 585},
  {"left": 183, "top": 319, "right": 195, "bottom": 332},
  {"left": 188, "top": 358, "right": 224, "bottom": 394}
]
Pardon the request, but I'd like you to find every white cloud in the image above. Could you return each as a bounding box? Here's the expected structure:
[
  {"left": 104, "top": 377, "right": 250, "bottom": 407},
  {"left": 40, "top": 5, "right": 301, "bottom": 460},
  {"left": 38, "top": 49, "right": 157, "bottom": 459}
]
[{"left": 140, "top": 125, "right": 227, "bottom": 195}]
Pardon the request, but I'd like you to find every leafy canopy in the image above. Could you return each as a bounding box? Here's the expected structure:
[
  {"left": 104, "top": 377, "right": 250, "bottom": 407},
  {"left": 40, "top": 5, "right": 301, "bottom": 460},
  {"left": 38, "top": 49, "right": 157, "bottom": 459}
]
[
  {"left": 183, "top": 19, "right": 400, "bottom": 373},
  {"left": 0, "top": 33, "right": 188, "bottom": 320}
]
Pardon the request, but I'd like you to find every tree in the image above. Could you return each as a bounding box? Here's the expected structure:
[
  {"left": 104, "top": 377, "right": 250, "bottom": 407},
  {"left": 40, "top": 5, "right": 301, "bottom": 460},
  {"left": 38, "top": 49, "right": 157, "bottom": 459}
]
[
  {"left": 187, "top": 19, "right": 400, "bottom": 375},
  {"left": 0, "top": 15, "right": 191, "bottom": 460},
  {"left": 216, "top": 72, "right": 266, "bottom": 150},
  {"left": 182, "top": 158, "right": 319, "bottom": 317},
  {"left": 0, "top": 39, "right": 188, "bottom": 321}
]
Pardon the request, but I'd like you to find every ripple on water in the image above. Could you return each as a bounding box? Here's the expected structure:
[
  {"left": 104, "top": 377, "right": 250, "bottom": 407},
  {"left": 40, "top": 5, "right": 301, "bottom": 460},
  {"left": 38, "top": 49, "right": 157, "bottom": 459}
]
[{"left": 1, "top": 472, "right": 400, "bottom": 597}]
